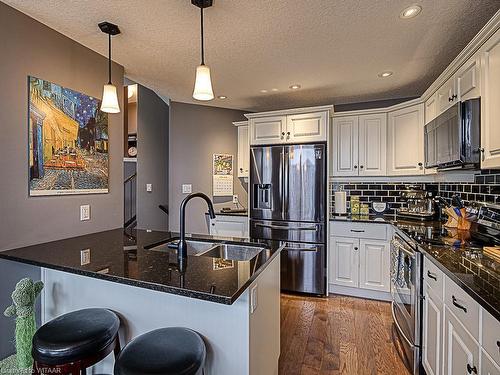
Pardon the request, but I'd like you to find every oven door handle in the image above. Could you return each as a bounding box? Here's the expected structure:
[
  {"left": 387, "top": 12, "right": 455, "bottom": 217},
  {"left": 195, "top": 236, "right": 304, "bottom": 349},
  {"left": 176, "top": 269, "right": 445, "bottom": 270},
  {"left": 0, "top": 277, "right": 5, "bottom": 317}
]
[
  {"left": 391, "top": 301, "right": 415, "bottom": 349},
  {"left": 255, "top": 223, "right": 318, "bottom": 231},
  {"left": 391, "top": 239, "right": 415, "bottom": 257}
]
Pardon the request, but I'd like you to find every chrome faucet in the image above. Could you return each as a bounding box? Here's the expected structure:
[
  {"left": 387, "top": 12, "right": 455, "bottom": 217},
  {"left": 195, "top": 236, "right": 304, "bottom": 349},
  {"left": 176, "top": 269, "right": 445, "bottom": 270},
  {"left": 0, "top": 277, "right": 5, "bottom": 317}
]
[{"left": 178, "top": 193, "right": 216, "bottom": 263}]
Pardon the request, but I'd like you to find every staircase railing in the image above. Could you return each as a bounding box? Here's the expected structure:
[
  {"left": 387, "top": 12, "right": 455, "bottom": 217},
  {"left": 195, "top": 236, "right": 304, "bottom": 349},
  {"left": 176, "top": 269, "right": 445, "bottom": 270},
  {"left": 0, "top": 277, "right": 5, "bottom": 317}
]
[{"left": 124, "top": 172, "right": 137, "bottom": 228}]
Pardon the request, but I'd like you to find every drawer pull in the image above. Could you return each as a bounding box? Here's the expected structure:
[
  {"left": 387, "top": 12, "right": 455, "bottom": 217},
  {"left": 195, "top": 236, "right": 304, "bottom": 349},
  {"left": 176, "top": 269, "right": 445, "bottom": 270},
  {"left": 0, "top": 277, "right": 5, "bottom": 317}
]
[
  {"left": 427, "top": 271, "right": 437, "bottom": 281},
  {"left": 497, "top": 340, "right": 500, "bottom": 348},
  {"left": 452, "top": 295, "right": 467, "bottom": 313},
  {"left": 350, "top": 229, "right": 365, "bottom": 233},
  {"left": 467, "top": 364, "right": 477, "bottom": 374}
]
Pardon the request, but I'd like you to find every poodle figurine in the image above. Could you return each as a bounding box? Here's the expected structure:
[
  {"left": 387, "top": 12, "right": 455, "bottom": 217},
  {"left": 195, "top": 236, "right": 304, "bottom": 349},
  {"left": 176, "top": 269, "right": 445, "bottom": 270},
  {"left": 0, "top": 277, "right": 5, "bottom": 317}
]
[{"left": 4, "top": 278, "right": 44, "bottom": 369}]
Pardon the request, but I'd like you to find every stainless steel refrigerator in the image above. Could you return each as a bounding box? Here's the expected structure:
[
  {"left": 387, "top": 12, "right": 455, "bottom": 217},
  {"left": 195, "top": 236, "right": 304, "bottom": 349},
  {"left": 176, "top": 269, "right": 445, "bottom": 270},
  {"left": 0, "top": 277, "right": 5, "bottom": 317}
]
[{"left": 249, "top": 143, "right": 327, "bottom": 295}]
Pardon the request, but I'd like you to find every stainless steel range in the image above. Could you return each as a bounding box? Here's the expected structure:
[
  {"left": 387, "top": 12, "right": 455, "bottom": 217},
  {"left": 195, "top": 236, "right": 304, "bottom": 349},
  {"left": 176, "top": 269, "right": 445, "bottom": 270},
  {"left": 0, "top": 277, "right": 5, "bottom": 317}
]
[{"left": 249, "top": 143, "right": 327, "bottom": 295}]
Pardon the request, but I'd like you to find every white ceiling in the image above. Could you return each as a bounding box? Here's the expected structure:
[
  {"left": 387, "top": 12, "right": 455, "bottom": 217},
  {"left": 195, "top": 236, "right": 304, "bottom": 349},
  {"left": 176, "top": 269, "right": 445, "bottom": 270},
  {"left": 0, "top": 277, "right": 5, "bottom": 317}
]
[{"left": 3, "top": 0, "right": 499, "bottom": 112}]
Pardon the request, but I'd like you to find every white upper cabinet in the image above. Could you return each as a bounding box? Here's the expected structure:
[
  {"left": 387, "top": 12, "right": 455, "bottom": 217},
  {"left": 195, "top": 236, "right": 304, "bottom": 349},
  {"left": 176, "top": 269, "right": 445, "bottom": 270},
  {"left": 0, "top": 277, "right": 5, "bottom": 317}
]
[
  {"left": 358, "top": 114, "right": 387, "bottom": 176},
  {"left": 456, "top": 54, "right": 481, "bottom": 101},
  {"left": 480, "top": 27, "right": 500, "bottom": 169},
  {"left": 234, "top": 121, "right": 249, "bottom": 178},
  {"left": 425, "top": 93, "right": 438, "bottom": 123},
  {"left": 437, "top": 76, "right": 457, "bottom": 114},
  {"left": 387, "top": 103, "right": 425, "bottom": 175},
  {"left": 333, "top": 116, "right": 359, "bottom": 176},
  {"left": 332, "top": 113, "right": 386, "bottom": 177},
  {"left": 249, "top": 116, "right": 286, "bottom": 145},
  {"left": 247, "top": 107, "right": 331, "bottom": 146},
  {"left": 286, "top": 111, "right": 327, "bottom": 143}
]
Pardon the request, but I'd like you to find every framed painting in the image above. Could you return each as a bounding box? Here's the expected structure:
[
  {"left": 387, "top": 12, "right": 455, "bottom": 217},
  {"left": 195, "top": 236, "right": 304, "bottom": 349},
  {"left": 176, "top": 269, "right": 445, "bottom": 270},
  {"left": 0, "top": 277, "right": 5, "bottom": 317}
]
[{"left": 28, "top": 76, "right": 109, "bottom": 196}]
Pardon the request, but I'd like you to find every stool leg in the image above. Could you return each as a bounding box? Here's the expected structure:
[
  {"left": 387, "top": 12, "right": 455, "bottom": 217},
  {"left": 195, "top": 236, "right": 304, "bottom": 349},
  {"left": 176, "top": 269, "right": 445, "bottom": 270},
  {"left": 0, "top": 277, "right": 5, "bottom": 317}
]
[{"left": 113, "top": 335, "right": 121, "bottom": 357}]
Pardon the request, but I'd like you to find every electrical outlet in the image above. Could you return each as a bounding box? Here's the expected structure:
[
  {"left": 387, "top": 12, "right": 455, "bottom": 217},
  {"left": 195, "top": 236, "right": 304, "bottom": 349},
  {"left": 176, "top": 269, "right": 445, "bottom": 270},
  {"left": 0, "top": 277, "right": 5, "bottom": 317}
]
[
  {"left": 232, "top": 194, "right": 238, "bottom": 204},
  {"left": 146, "top": 183, "right": 153, "bottom": 192},
  {"left": 182, "top": 184, "right": 192, "bottom": 194},
  {"left": 80, "top": 205, "right": 90, "bottom": 221},
  {"left": 80, "top": 249, "right": 91, "bottom": 265},
  {"left": 250, "top": 284, "right": 258, "bottom": 313}
]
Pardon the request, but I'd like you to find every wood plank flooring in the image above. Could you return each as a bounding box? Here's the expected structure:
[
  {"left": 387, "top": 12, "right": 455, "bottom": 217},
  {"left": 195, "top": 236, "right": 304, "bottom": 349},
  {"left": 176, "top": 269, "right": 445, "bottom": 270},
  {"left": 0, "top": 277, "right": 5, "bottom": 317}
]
[{"left": 279, "top": 294, "right": 410, "bottom": 375}]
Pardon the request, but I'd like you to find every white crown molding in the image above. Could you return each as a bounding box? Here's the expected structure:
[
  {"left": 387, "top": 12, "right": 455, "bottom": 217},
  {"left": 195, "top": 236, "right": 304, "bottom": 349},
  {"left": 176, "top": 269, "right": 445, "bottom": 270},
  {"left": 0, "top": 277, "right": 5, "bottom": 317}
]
[
  {"left": 244, "top": 104, "right": 333, "bottom": 119},
  {"left": 232, "top": 120, "right": 248, "bottom": 127},
  {"left": 332, "top": 97, "right": 423, "bottom": 117},
  {"left": 421, "top": 9, "right": 500, "bottom": 101}
]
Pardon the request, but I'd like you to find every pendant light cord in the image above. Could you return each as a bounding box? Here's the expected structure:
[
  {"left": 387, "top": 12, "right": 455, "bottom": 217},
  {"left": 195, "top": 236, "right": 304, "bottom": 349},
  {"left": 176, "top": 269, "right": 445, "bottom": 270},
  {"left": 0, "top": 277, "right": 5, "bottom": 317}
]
[
  {"left": 200, "top": 6, "right": 205, "bottom": 65},
  {"left": 108, "top": 33, "right": 112, "bottom": 84}
]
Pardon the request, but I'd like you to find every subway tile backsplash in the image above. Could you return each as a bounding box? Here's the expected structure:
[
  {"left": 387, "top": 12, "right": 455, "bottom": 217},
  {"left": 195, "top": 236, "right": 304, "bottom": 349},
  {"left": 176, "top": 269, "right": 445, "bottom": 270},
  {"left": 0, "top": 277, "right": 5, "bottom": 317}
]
[{"left": 329, "top": 169, "right": 500, "bottom": 217}]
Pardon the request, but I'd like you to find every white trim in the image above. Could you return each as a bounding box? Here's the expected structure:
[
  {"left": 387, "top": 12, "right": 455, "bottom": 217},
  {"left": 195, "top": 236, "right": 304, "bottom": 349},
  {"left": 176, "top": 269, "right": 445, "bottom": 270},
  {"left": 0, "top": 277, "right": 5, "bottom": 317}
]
[
  {"left": 233, "top": 121, "right": 248, "bottom": 127},
  {"left": 332, "top": 97, "right": 423, "bottom": 117},
  {"left": 329, "top": 171, "right": 477, "bottom": 183},
  {"left": 244, "top": 105, "right": 333, "bottom": 119},
  {"left": 328, "top": 284, "right": 392, "bottom": 302}
]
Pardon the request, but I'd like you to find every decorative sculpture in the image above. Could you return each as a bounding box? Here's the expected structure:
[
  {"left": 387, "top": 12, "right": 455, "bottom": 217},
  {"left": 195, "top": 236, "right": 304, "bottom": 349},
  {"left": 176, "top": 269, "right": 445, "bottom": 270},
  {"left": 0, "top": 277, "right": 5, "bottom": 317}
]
[{"left": 3, "top": 278, "right": 44, "bottom": 369}]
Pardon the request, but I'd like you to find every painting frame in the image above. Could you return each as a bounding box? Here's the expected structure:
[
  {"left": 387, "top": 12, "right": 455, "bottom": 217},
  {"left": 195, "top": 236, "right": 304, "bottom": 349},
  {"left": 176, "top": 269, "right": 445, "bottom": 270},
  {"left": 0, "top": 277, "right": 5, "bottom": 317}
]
[{"left": 28, "top": 76, "right": 109, "bottom": 196}]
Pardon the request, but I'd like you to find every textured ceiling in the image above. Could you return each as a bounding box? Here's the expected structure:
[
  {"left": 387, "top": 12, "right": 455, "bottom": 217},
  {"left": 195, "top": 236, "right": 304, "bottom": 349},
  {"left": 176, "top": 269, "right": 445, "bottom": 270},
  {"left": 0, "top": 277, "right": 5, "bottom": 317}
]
[{"left": 3, "top": 0, "right": 499, "bottom": 111}]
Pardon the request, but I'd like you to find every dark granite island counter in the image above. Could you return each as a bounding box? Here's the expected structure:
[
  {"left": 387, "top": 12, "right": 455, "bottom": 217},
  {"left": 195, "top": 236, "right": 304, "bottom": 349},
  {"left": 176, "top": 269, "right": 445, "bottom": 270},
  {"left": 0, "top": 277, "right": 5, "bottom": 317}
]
[{"left": 0, "top": 229, "right": 283, "bottom": 375}]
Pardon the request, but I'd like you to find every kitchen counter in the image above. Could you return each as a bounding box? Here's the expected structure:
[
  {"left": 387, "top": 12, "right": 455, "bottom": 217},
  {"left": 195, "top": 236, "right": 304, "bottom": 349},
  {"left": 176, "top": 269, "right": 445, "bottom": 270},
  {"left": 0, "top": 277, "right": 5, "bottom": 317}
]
[
  {"left": 331, "top": 213, "right": 499, "bottom": 320},
  {"left": 0, "top": 228, "right": 283, "bottom": 305}
]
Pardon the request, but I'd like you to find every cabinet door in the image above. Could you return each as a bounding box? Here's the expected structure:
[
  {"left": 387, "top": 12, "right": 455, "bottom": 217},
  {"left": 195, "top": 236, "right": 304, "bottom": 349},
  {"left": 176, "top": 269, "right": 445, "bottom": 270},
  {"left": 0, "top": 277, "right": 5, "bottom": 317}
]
[
  {"left": 358, "top": 239, "right": 390, "bottom": 292},
  {"left": 425, "top": 93, "right": 438, "bottom": 123},
  {"left": 249, "top": 116, "right": 286, "bottom": 145},
  {"left": 237, "top": 125, "right": 249, "bottom": 177},
  {"left": 387, "top": 104, "right": 425, "bottom": 175},
  {"left": 333, "top": 116, "right": 359, "bottom": 176},
  {"left": 481, "top": 349, "right": 500, "bottom": 375},
  {"left": 286, "top": 111, "right": 327, "bottom": 143},
  {"left": 423, "top": 284, "right": 443, "bottom": 375},
  {"left": 437, "top": 77, "right": 457, "bottom": 115},
  {"left": 358, "top": 114, "right": 387, "bottom": 176},
  {"left": 457, "top": 55, "right": 480, "bottom": 102},
  {"left": 443, "top": 307, "right": 480, "bottom": 375},
  {"left": 480, "top": 28, "right": 500, "bottom": 169},
  {"left": 329, "top": 237, "right": 359, "bottom": 288}
]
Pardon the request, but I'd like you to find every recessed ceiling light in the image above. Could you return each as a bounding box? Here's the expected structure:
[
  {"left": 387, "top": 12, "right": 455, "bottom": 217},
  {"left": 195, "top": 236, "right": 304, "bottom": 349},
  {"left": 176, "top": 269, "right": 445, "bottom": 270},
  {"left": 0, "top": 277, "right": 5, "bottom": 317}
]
[
  {"left": 217, "top": 95, "right": 227, "bottom": 99},
  {"left": 260, "top": 89, "right": 268, "bottom": 93},
  {"left": 289, "top": 84, "right": 301, "bottom": 90},
  {"left": 271, "top": 88, "right": 279, "bottom": 92},
  {"left": 400, "top": 5, "right": 422, "bottom": 19},
  {"left": 378, "top": 71, "right": 393, "bottom": 78}
]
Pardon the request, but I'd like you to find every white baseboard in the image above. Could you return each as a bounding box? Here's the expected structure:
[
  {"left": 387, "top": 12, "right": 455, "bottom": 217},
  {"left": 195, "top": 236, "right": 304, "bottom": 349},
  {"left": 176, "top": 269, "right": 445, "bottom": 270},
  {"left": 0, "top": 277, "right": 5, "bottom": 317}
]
[{"left": 328, "top": 284, "right": 392, "bottom": 302}]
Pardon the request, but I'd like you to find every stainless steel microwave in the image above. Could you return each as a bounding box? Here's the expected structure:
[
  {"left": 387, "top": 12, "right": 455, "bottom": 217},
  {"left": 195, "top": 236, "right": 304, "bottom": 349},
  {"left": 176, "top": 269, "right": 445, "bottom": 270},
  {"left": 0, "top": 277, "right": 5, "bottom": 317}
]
[{"left": 424, "top": 98, "right": 480, "bottom": 169}]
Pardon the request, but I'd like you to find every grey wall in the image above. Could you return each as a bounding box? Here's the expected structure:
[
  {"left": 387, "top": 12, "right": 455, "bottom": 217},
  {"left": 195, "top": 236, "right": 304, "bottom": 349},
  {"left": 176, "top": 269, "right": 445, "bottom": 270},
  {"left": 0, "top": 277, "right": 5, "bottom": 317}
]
[
  {"left": 0, "top": 2, "right": 124, "bottom": 251},
  {"left": 136, "top": 85, "right": 169, "bottom": 231},
  {"left": 169, "top": 102, "right": 247, "bottom": 234},
  {"left": 0, "top": 3, "right": 124, "bottom": 359}
]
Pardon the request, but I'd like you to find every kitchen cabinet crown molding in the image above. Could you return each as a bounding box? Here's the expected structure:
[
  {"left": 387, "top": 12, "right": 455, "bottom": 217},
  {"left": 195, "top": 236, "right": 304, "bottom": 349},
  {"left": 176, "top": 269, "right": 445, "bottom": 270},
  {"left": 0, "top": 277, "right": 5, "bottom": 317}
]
[
  {"left": 421, "top": 9, "right": 500, "bottom": 102},
  {"left": 233, "top": 121, "right": 248, "bottom": 127},
  {"left": 332, "top": 97, "right": 422, "bottom": 118},
  {"left": 244, "top": 104, "right": 333, "bottom": 119}
]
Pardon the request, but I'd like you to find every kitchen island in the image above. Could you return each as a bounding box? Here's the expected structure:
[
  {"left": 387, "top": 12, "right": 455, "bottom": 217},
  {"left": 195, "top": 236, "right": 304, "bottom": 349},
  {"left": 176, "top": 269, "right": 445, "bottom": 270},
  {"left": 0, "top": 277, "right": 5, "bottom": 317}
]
[{"left": 0, "top": 228, "right": 283, "bottom": 375}]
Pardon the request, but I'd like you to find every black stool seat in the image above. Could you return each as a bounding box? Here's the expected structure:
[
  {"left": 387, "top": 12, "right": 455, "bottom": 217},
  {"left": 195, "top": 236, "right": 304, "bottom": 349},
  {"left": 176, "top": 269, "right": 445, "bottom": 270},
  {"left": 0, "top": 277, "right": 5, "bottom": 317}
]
[
  {"left": 32, "top": 308, "right": 120, "bottom": 365},
  {"left": 114, "top": 327, "right": 206, "bottom": 375}
]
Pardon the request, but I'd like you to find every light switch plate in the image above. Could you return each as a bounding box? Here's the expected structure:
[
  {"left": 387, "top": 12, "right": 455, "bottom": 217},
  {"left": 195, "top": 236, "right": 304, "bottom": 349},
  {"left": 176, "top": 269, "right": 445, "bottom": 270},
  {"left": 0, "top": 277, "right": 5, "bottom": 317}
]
[
  {"left": 146, "top": 183, "right": 153, "bottom": 192},
  {"left": 80, "top": 249, "right": 91, "bottom": 265},
  {"left": 80, "top": 205, "right": 90, "bottom": 221},
  {"left": 250, "top": 284, "right": 258, "bottom": 313},
  {"left": 232, "top": 194, "right": 238, "bottom": 204},
  {"left": 182, "top": 184, "right": 192, "bottom": 194}
]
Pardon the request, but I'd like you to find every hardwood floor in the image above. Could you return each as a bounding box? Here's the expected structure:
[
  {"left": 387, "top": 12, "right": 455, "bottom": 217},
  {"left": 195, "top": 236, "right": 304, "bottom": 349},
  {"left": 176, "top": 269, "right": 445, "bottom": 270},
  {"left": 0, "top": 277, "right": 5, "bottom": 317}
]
[{"left": 279, "top": 294, "right": 410, "bottom": 375}]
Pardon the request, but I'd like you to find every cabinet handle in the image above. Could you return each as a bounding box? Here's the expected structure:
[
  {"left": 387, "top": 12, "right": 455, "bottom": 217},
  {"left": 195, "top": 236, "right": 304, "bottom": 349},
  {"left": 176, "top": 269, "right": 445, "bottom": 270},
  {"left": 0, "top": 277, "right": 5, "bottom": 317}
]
[
  {"left": 281, "top": 131, "right": 285, "bottom": 140},
  {"left": 360, "top": 165, "right": 364, "bottom": 169},
  {"left": 240, "top": 167, "right": 243, "bottom": 171},
  {"left": 467, "top": 364, "right": 477, "bottom": 374},
  {"left": 452, "top": 295, "right": 467, "bottom": 313},
  {"left": 448, "top": 97, "right": 453, "bottom": 102},
  {"left": 427, "top": 271, "right": 437, "bottom": 281},
  {"left": 354, "top": 165, "right": 358, "bottom": 169},
  {"left": 354, "top": 247, "right": 358, "bottom": 251},
  {"left": 350, "top": 229, "right": 365, "bottom": 233},
  {"left": 418, "top": 162, "right": 423, "bottom": 167},
  {"left": 452, "top": 94, "right": 457, "bottom": 100}
]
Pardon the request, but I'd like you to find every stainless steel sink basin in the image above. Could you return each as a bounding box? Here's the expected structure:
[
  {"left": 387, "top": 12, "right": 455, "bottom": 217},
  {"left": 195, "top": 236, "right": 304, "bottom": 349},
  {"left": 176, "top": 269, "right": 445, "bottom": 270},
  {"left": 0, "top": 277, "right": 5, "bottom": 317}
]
[
  {"left": 148, "top": 240, "right": 217, "bottom": 255},
  {"left": 197, "top": 244, "right": 264, "bottom": 261}
]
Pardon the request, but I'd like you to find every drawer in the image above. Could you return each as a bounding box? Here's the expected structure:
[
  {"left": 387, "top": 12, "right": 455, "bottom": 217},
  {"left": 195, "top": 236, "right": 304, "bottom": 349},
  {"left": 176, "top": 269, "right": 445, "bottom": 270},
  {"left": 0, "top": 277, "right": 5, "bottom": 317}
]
[
  {"left": 444, "top": 275, "right": 480, "bottom": 340},
  {"left": 424, "top": 256, "right": 444, "bottom": 299},
  {"left": 482, "top": 308, "right": 500, "bottom": 366},
  {"left": 329, "top": 222, "right": 388, "bottom": 240}
]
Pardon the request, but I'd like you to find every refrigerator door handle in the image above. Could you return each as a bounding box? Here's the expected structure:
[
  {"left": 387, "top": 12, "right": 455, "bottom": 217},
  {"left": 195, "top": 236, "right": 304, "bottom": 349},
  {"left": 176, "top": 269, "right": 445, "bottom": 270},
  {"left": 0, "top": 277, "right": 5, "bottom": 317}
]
[
  {"left": 283, "top": 244, "right": 319, "bottom": 252},
  {"left": 284, "top": 149, "right": 289, "bottom": 217},
  {"left": 254, "top": 223, "right": 318, "bottom": 231}
]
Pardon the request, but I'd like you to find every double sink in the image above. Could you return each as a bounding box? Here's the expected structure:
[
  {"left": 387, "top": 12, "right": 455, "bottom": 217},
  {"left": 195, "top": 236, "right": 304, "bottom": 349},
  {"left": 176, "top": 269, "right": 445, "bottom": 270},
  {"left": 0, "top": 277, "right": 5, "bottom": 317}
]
[{"left": 146, "top": 239, "right": 265, "bottom": 262}]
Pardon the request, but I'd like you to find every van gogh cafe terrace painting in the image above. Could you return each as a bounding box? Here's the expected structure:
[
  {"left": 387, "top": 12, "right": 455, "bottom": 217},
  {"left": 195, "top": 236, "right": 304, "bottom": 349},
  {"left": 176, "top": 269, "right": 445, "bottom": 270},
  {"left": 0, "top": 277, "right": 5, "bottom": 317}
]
[{"left": 28, "top": 77, "right": 109, "bottom": 196}]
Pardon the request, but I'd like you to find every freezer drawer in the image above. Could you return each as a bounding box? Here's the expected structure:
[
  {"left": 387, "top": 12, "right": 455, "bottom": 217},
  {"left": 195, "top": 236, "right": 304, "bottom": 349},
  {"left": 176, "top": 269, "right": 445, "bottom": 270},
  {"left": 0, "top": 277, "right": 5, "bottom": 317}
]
[
  {"left": 281, "top": 242, "right": 326, "bottom": 295},
  {"left": 250, "top": 219, "right": 325, "bottom": 243}
]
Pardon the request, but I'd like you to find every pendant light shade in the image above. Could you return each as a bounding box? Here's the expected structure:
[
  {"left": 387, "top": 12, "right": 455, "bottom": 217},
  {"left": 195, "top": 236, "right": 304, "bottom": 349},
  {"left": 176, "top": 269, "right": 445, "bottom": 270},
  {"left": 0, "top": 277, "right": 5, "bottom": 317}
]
[
  {"left": 98, "top": 21, "right": 121, "bottom": 113},
  {"left": 193, "top": 64, "right": 214, "bottom": 101},
  {"left": 192, "top": 0, "right": 214, "bottom": 101}
]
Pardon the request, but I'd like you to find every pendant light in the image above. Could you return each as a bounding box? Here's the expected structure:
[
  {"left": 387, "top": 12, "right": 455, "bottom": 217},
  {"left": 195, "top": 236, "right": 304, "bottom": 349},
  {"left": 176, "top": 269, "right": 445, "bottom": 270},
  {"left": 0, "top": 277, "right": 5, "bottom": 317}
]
[
  {"left": 99, "top": 21, "right": 121, "bottom": 113},
  {"left": 192, "top": 0, "right": 214, "bottom": 101}
]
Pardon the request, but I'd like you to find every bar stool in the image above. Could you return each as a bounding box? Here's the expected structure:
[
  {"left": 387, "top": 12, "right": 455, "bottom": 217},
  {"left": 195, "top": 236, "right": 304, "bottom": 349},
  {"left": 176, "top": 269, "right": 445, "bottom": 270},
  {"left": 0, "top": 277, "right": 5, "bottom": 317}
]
[
  {"left": 114, "top": 327, "right": 206, "bottom": 375},
  {"left": 32, "top": 308, "right": 120, "bottom": 374}
]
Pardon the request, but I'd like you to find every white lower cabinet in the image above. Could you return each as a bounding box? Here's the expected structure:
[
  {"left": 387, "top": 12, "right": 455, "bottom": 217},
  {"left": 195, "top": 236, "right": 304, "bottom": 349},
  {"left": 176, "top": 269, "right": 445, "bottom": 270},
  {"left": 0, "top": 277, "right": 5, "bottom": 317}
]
[
  {"left": 444, "top": 306, "right": 480, "bottom": 375},
  {"left": 329, "top": 236, "right": 359, "bottom": 288},
  {"left": 209, "top": 215, "right": 249, "bottom": 238},
  {"left": 358, "top": 239, "right": 390, "bottom": 292},
  {"left": 481, "top": 349, "right": 500, "bottom": 375},
  {"left": 423, "top": 284, "right": 443, "bottom": 375}
]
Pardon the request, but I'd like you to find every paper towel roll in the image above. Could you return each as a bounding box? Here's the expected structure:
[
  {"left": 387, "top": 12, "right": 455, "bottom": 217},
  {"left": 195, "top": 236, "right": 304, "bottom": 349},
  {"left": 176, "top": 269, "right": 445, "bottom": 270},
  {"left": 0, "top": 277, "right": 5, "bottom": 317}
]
[{"left": 335, "top": 191, "right": 347, "bottom": 214}]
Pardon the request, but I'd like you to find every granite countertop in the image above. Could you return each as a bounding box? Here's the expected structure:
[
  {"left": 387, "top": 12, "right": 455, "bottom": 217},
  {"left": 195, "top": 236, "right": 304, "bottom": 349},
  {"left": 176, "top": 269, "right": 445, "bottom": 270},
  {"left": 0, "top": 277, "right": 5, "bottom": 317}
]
[
  {"left": 0, "top": 229, "right": 283, "bottom": 305},
  {"left": 330, "top": 214, "right": 499, "bottom": 320}
]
